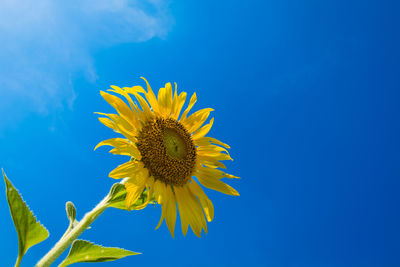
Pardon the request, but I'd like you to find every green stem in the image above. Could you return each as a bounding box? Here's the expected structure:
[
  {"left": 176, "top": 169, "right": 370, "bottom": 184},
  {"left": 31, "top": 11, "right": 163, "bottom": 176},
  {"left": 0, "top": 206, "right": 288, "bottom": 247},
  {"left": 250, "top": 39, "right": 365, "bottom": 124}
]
[
  {"left": 14, "top": 255, "right": 22, "bottom": 267},
  {"left": 35, "top": 194, "right": 111, "bottom": 267},
  {"left": 58, "top": 223, "right": 74, "bottom": 243}
]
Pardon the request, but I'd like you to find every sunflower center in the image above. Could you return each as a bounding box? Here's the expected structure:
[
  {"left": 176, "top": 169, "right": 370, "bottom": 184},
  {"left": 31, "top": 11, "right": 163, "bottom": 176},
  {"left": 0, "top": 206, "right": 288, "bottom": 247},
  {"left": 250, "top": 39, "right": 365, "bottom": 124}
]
[
  {"left": 136, "top": 117, "right": 196, "bottom": 186},
  {"left": 164, "top": 128, "right": 187, "bottom": 159}
]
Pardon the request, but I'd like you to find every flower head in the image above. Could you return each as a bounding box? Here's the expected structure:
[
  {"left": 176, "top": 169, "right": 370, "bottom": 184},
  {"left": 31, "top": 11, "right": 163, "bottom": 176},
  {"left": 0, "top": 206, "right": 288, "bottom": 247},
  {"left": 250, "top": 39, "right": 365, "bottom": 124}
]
[{"left": 96, "top": 78, "right": 239, "bottom": 237}]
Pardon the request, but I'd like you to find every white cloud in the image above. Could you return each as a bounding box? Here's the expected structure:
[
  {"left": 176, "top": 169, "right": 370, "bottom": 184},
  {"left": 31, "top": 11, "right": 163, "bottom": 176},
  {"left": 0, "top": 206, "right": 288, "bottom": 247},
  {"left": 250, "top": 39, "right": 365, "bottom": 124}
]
[{"left": 0, "top": 0, "right": 172, "bottom": 117}]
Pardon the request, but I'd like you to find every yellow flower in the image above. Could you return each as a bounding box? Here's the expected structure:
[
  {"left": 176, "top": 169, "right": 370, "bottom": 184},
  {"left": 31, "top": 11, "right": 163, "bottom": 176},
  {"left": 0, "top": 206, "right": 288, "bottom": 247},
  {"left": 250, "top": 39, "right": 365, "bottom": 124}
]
[{"left": 96, "top": 78, "right": 239, "bottom": 237}]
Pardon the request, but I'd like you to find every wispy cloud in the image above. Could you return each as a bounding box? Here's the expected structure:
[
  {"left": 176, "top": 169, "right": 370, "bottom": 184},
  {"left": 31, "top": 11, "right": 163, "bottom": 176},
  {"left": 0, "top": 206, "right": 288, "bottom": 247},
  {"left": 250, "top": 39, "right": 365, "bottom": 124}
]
[{"left": 0, "top": 0, "right": 172, "bottom": 118}]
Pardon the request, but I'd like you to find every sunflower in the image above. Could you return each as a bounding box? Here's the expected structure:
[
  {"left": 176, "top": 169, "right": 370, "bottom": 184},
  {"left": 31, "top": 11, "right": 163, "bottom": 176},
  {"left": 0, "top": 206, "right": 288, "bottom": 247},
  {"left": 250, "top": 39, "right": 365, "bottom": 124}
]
[{"left": 95, "top": 78, "right": 239, "bottom": 237}]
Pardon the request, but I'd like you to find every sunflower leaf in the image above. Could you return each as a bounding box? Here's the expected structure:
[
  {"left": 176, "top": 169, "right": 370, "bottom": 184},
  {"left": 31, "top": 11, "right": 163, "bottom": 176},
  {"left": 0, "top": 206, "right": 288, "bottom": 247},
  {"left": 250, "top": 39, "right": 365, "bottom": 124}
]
[
  {"left": 3, "top": 170, "right": 49, "bottom": 266},
  {"left": 58, "top": 240, "right": 139, "bottom": 267},
  {"left": 108, "top": 182, "right": 155, "bottom": 210}
]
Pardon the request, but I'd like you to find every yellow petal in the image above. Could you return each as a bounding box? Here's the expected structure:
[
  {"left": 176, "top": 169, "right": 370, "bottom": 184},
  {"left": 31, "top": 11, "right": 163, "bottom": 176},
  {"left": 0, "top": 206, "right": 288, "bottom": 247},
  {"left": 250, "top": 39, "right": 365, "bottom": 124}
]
[
  {"left": 164, "top": 186, "right": 177, "bottom": 237},
  {"left": 125, "top": 176, "right": 147, "bottom": 209},
  {"left": 186, "top": 187, "right": 207, "bottom": 236},
  {"left": 112, "top": 85, "right": 144, "bottom": 122},
  {"left": 109, "top": 146, "right": 141, "bottom": 159},
  {"left": 198, "top": 165, "right": 238, "bottom": 179},
  {"left": 197, "top": 150, "right": 231, "bottom": 160},
  {"left": 109, "top": 86, "right": 136, "bottom": 110},
  {"left": 123, "top": 85, "right": 146, "bottom": 94},
  {"left": 140, "top": 77, "right": 159, "bottom": 114},
  {"left": 109, "top": 161, "right": 143, "bottom": 179},
  {"left": 169, "top": 83, "right": 178, "bottom": 117},
  {"left": 171, "top": 91, "right": 187, "bottom": 120},
  {"left": 192, "top": 118, "right": 214, "bottom": 140},
  {"left": 132, "top": 184, "right": 153, "bottom": 210},
  {"left": 131, "top": 91, "right": 154, "bottom": 121},
  {"left": 180, "top": 92, "right": 197, "bottom": 121},
  {"left": 95, "top": 138, "right": 141, "bottom": 159},
  {"left": 197, "top": 144, "right": 229, "bottom": 153},
  {"left": 197, "top": 166, "right": 228, "bottom": 179},
  {"left": 100, "top": 91, "right": 135, "bottom": 124},
  {"left": 188, "top": 179, "right": 214, "bottom": 222},
  {"left": 96, "top": 112, "right": 138, "bottom": 141},
  {"left": 196, "top": 173, "right": 239, "bottom": 196},
  {"left": 199, "top": 159, "right": 227, "bottom": 169},
  {"left": 155, "top": 181, "right": 167, "bottom": 230},
  {"left": 181, "top": 108, "right": 214, "bottom": 133},
  {"left": 197, "top": 152, "right": 232, "bottom": 162},
  {"left": 197, "top": 145, "right": 230, "bottom": 160},
  {"left": 174, "top": 186, "right": 190, "bottom": 236},
  {"left": 164, "top": 83, "right": 173, "bottom": 109},
  {"left": 195, "top": 137, "right": 230, "bottom": 149},
  {"left": 98, "top": 117, "right": 116, "bottom": 130},
  {"left": 175, "top": 186, "right": 206, "bottom": 237},
  {"left": 154, "top": 180, "right": 166, "bottom": 204},
  {"left": 155, "top": 185, "right": 177, "bottom": 237},
  {"left": 157, "top": 83, "right": 173, "bottom": 116}
]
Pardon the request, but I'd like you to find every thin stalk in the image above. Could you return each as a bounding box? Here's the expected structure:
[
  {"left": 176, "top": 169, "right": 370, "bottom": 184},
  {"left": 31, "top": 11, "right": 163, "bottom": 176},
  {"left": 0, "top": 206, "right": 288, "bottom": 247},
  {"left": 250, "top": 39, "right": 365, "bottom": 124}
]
[
  {"left": 35, "top": 194, "right": 111, "bottom": 267},
  {"left": 14, "top": 255, "right": 22, "bottom": 267}
]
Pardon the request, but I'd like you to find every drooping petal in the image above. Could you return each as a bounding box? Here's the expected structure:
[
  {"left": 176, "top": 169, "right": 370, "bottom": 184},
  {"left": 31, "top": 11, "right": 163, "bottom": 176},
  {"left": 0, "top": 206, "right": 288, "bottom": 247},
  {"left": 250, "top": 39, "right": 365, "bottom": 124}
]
[
  {"left": 186, "top": 187, "right": 208, "bottom": 236},
  {"left": 155, "top": 184, "right": 177, "bottom": 237},
  {"left": 174, "top": 186, "right": 190, "bottom": 236},
  {"left": 188, "top": 179, "right": 214, "bottom": 222},
  {"left": 155, "top": 182, "right": 166, "bottom": 229},
  {"left": 164, "top": 185, "right": 177, "bottom": 237},
  {"left": 196, "top": 172, "right": 239, "bottom": 196},
  {"left": 175, "top": 186, "right": 206, "bottom": 237}
]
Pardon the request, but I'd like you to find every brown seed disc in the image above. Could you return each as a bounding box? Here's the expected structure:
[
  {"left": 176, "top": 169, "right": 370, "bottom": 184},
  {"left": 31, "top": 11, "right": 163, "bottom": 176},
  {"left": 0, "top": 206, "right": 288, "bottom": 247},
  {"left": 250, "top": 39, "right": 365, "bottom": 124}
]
[{"left": 136, "top": 117, "right": 196, "bottom": 186}]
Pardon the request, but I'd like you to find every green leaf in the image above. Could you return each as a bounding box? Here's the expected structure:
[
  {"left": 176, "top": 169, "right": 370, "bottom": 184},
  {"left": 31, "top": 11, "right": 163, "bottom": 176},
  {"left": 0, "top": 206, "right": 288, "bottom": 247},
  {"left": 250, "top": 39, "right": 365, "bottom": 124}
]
[
  {"left": 108, "top": 183, "right": 155, "bottom": 210},
  {"left": 58, "top": 240, "right": 139, "bottom": 267},
  {"left": 3, "top": 170, "right": 49, "bottom": 266}
]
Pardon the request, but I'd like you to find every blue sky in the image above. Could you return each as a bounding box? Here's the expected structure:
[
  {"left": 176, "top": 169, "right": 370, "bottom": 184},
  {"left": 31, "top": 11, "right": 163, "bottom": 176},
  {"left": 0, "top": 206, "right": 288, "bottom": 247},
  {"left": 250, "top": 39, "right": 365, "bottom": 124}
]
[{"left": 1, "top": 0, "right": 400, "bottom": 266}]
